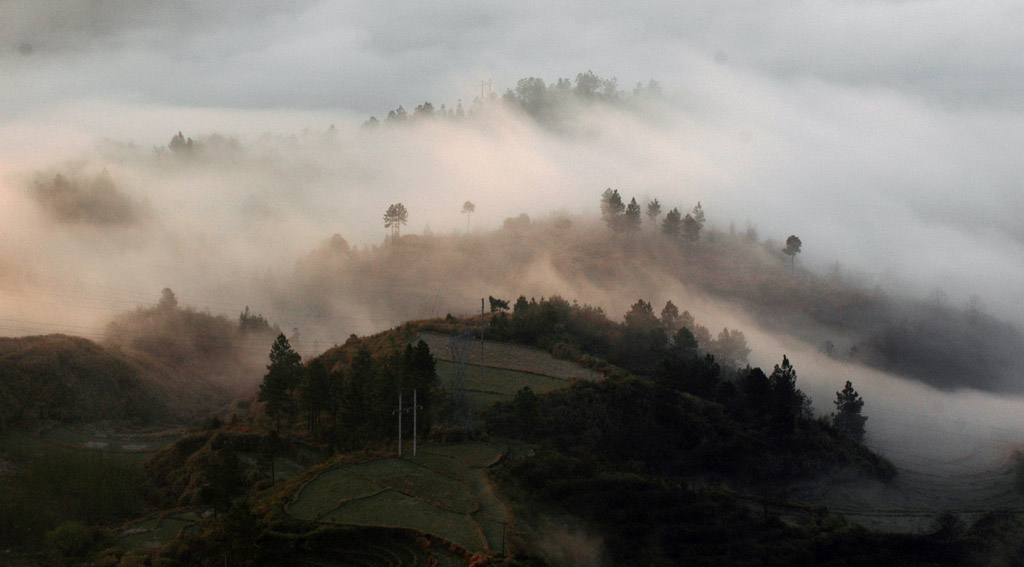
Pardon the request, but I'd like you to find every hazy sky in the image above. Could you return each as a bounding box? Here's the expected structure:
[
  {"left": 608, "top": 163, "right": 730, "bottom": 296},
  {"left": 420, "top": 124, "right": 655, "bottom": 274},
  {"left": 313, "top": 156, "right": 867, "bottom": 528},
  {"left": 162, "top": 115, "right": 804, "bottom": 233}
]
[{"left": 2, "top": 0, "right": 1024, "bottom": 324}]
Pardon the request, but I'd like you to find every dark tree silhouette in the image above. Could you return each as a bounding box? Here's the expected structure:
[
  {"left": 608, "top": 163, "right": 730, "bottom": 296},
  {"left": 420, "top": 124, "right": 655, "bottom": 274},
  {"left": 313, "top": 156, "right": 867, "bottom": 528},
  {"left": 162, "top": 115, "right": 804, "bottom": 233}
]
[
  {"left": 461, "top": 201, "right": 475, "bottom": 232},
  {"left": 660, "top": 300, "right": 681, "bottom": 335},
  {"left": 783, "top": 235, "right": 802, "bottom": 270},
  {"left": 646, "top": 199, "right": 662, "bottom": 226},
  {"left": 259, "top": 334, "right": 303, "bottom": 430},
  {"left": 624, "top": 197, "right": 642, "bottom": 235},
  {"left": 662, "top": 207, "right": 682, "bottom": 238},
  {"left": 600, "top": 188, "right": 625, "bottom": 232},
  {"left": 768, "top": 355, "right": 811, "bottom": 433},
  {"left": 157, "top": 288, "right": 178, "bottom": 310},
  {"left": 682, "top": 213, "right": 701, "bottom": 244},
  {"left": 833, "top": 380, "right": 867, "bottom": 442},
  {"left": 692, "top": 201, "right": 705, "bottom": 230},
  {"left": 384, "top": 203, "right": 409, "bottom": 238}
]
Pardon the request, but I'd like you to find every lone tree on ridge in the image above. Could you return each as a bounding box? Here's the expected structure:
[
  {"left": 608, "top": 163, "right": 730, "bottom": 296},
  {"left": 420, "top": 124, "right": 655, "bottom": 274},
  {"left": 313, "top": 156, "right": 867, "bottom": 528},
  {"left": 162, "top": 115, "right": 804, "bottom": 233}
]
[
  {"left": 461, "top": 201, "right": 475, "bottom": 233},
  {"left": 783, "top": 235, "right": 802, "bottom": 271},
  {"left": 384, "top": 203, "right": 409, "bottom": 239}
]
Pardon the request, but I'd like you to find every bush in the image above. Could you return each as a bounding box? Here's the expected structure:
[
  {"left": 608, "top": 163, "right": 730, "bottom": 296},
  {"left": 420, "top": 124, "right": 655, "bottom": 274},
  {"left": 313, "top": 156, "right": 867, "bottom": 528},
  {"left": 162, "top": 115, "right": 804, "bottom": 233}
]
[{"left": 45, "top": 521, "right": 112, "bottom": 565}]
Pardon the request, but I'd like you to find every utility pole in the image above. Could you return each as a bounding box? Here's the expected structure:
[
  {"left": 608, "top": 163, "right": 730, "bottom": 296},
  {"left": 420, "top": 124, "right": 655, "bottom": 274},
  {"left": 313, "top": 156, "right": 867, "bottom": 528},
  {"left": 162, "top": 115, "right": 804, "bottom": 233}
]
[
  {"left": 480, "top": 298, "right": 485, "bottom": 365},
  {"left": 394, "top": 392, "right": 403, "bottom": 456},
  {"left": 395, "top": 390, "right": 421, "bottom": 457},
  {"left": 412, "top": 389, "right": 422, "bottom": 456}
]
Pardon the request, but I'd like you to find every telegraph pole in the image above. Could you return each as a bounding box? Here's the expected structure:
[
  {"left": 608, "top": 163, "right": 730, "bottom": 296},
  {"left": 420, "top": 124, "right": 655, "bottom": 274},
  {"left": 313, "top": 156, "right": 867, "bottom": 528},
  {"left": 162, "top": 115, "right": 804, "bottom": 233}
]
[
  {"left": 394, "top": 393, "right": 403, "bottom": 456},
  {"left": 412, "top": 389, "right": 422, "bottom": 456},
  {"left": 395, "top": 390, "right": 422, "bottom": 457}
]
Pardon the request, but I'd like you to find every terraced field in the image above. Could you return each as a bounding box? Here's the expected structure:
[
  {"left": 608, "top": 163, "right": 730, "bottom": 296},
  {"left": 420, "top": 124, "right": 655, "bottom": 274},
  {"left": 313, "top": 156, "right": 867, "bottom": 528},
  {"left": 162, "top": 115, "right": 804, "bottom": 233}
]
[
  {"left": 435, "top": 360, "right": 570, "bottom": 413},
  {"left": 288, "top": 442, "right": 507, "bottom": 554},
  {"left": 281, "top": 528, "right": 461, "bottom": 567},
  {"left": 416, "top": 332, "right": 601, "bottom": 381},
  {"left": 118, "top": 511, "right": 200, "bottom": 550}
]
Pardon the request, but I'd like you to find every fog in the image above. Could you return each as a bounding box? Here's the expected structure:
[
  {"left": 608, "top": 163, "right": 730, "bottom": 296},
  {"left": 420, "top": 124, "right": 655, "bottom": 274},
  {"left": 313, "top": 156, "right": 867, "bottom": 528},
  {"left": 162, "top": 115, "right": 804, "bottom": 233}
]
[{"left": 3, "top": 1, "right": 1024, "bottom": 471}]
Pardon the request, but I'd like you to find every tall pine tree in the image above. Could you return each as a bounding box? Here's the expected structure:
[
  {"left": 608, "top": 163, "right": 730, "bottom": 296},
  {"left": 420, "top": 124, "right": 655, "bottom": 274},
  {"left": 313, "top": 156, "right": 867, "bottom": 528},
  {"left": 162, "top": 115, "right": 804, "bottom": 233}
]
[
  {"left": 833, "top": 380, "right": 867, "bottom": 442},
  {"left": 259, "top": 334, "right": 302, "bottom": 430}
]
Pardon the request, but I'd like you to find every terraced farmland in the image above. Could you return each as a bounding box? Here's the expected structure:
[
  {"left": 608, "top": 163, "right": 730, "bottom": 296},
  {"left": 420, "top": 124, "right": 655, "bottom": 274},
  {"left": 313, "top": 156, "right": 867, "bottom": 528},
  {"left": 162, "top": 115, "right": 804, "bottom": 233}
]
[
  {"left": 416, "top": 332, "right": 601, "bottom": 381},
  {"left": 118, "top": 511, "right": 199, "bottom": 550},
  {"left": 435, "top": 360, "right": 570, "bottom": 412},
  {"left": 280, "top": 528, "right": 459, "bottom": 567},
  {"left": 288, "top": 442, "right": 507, "bottom": 554}
]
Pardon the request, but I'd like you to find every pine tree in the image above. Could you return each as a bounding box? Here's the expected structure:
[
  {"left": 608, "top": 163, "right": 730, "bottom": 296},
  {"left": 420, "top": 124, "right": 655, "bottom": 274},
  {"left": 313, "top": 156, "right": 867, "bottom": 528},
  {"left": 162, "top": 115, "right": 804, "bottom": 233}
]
[
  {"left": 768, "top": 355, "right": 811, "bottom": 433},
  {"left": 833, "top": 380, "right": 867, "bottom": 442},
  {"left": 682, "top": 213, "right": 700, "bottom": 244},
  {"left": 384, "top": 203, "right": 409, "bottom": 238},
  {"left": 259, "top": 334, "right": 303, "bottom": 430},
  {"left": 662, "top": 207, "right": 682, "bottom": 238},
  {"left": 624, "top": 197, "right": 642, "bottom": 235},
  {"left": 600, "top": 188, "right": 625, "bottom": 232},
  {"left": 692, "top": 201, "right": 705, "bottom": 230},
  {"left": 646, "top": 198, "right": 662, "bottom": 225},
  {"left": 783, "top": 235, "right": 802, "bottom": 270}
]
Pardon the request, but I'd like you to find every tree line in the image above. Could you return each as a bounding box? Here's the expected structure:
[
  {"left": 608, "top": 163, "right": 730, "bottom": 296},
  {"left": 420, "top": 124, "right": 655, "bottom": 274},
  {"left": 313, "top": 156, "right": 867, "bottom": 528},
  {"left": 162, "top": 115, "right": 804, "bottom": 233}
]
[{"left": 257, "top": 334, "right": 440, "bottom": 451}]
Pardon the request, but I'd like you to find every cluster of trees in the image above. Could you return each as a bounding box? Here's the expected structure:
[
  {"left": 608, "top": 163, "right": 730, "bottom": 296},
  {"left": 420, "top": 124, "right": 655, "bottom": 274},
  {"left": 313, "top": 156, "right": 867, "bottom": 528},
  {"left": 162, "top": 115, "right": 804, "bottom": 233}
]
[
  {"left": 600, "top": 189, "right": 705, "bottom": 243},
  {"left": 256, "top": 334, "right": 439, "bottom": 450},
  {"left": 31, "top": 170, "right": 141, "bottom": 226},
  {"left": 168, "top": 131, "right": 196, "bottom": 154},
  {"left": 363, "top": 71, "right": 662, "bottom": 128},
  {"left": 486, "top": 340, "right": 878, "bottom": 483},
  {"left": 486, "top": 294, "right": 868, "bottom": 444},
  {"left": 489, "top": 295, "right": 749, "bottom": 373}
]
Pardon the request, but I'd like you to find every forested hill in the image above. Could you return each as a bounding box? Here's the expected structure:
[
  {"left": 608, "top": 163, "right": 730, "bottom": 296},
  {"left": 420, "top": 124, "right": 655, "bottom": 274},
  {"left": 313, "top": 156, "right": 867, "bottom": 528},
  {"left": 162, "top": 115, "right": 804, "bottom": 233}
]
[
  {"left": 292, "top": 208, "right": 1024, "bottom": 394},
  {"left": 0, "top": 291, "right": 281, "bottom": 430},
  {"left": 362, "top": 70, "right": 664, "bottom": 130}
]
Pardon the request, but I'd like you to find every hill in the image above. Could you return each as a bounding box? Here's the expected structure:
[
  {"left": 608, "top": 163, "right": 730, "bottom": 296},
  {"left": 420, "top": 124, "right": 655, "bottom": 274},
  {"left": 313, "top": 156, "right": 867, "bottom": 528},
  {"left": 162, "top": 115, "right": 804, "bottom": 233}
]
[
  {"left": 0, "top": 334, "right": 174, "bottom": 427},
  {"left": 291, "top": 215, "right": 1024, "bottom": 394}
]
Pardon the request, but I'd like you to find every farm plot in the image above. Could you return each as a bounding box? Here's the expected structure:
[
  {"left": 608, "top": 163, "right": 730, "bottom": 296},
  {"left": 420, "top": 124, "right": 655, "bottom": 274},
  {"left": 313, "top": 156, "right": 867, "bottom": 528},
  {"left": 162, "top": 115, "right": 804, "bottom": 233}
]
[
  {"left": 283, "top": 529, "right": 437, "bottom": 567},
  {"left": 436, "top": 360, "right": 571, "bottom": 413},
  {"left": 288, "top": 443, "right": 508, "bottom": 554},
  {"left": 118, "top": 512, "right": 197, "bottom": 550},
  {"left": 416, "top": 332, "right": 601, "bottom": 381}
]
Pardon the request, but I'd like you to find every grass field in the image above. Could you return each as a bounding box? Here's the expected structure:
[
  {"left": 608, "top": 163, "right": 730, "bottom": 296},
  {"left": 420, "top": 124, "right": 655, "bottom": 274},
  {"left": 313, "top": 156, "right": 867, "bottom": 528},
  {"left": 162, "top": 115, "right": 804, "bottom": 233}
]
[
  {"left": 118, "top": 515, "right": 195, "bottom": 550},
  {"left": 417, "top": 332, "right": 601, "bottom": 381},
  {"left": 288, "top": 442, "right": 508, "bottom": 553},
  {"left": 436, "top": 360, "right": 572, "bottom": 414}
]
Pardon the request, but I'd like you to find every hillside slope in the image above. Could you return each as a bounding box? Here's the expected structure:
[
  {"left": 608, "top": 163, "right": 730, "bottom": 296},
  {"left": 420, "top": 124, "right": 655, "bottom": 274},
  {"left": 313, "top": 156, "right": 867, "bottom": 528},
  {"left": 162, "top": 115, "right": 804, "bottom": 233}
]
[{"left": 0, "top": 334, "right": 174, "bottom": 427}]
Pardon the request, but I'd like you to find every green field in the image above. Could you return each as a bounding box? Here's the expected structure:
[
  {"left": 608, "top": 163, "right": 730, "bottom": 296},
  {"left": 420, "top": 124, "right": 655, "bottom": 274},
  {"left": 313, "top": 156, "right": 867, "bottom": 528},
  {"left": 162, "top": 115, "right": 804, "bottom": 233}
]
[
  {"left": 436, "top": 360, "right": 572, "bottom": 413},
  {"left": 288, "top": 443, "right": 508, "bottom": 553},
  {"left": 417, "top": 332, "right": 601, "bottom": 380},
  {"left": 118, "top": 514, "right": 196, "bottom": 550}
]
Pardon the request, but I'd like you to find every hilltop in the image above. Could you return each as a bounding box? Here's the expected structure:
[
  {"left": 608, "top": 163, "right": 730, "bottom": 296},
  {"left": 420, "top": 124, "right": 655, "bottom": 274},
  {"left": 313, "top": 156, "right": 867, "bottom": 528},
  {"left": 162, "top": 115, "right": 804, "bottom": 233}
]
[{"left": 291, "top": 211, "right": 1024, "bottom": 394}]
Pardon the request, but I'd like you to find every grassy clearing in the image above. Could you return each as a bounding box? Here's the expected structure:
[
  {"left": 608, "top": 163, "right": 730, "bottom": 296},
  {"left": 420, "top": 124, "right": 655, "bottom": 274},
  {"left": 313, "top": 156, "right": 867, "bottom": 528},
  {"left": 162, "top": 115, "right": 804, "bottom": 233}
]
[
  {"left": 118, "top": 516, "right": 192, "bottom": 550},
  {"left": 288, "top": 442, "right": 508, "bottom": 554},
  {"left": 418, "top": 332, "right": 601, "bottom": 380},
  {"left": 344, "top": 458, "right": 477, "bottom": 514},
  {"left": 463, "top": 363, "right": 571, "bottom": 396},
  {"left": 321, "top": 489, "right": 485, "bottom": 552},
  {"left": 289, "top": 469, "right": 384, "bottom": 519},
  {"left": 436, "top": 359, "right": 576, "bottom": 414},
  {"left": 420, "top": 442, "right": 503, "bottom": 468}
]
